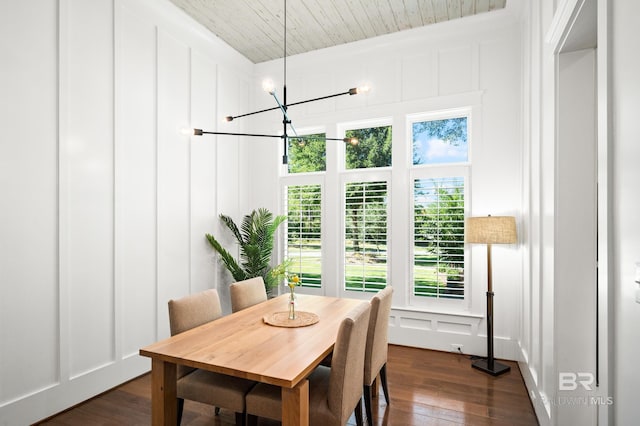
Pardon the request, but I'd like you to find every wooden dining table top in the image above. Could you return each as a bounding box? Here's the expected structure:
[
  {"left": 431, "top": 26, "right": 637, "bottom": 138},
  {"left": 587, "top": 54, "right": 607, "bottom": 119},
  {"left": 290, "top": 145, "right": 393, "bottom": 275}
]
[{"left": 140, "top": 293, "right": 365, "bottom": 388}]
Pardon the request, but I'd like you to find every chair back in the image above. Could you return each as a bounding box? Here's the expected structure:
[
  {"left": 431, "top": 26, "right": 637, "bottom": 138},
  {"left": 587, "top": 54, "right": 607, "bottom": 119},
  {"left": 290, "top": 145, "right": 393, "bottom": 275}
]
[
  {"left": 230, "top": 277, "right": 268, "bottom": 312},
  {"left": 168, "top": 289, "right": 222, "bottom": 377},
  {"left": 364, "top": 286, "right": 393, "bottom": 386},
  {"left": 328, "top": 302, "right": 371, "bottom": 424}
]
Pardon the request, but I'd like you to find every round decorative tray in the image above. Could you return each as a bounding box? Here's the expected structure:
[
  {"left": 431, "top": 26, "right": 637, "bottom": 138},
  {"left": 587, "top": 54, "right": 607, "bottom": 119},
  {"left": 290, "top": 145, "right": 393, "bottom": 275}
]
[{"left": 263, "top": 311, "right": 319, "bottom": 328}]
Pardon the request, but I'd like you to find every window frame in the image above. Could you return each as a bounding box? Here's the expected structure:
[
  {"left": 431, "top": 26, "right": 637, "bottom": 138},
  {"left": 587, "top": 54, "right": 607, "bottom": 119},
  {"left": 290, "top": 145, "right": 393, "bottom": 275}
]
[
  {"left": 338, "top": 168, "right": 392, "bottom": 300},
  {"left": 409, "top": 166, "right": 470, "bottom": 310},
  {"left": 407, "top": 108, "right": 472, "bottom": 310},
  {"left": 279, "top": 126, "right": 329, "bottom": 296}
]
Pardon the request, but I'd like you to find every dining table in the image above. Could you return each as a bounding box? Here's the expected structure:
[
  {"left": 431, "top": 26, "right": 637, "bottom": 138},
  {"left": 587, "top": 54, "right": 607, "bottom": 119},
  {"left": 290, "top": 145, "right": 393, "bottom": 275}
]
[{"left": 139, "top": 293, "right": 365, "bottom": 426}]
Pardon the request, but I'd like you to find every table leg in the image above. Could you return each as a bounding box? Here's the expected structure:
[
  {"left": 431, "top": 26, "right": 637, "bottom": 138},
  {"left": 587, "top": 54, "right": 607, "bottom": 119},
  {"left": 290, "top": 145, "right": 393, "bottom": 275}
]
[
  {"left": 282, "top": 379, "right": 309, "bottom": 426},
  {"left": 151, "top": 358, "right": 177, "bottom": 426}
]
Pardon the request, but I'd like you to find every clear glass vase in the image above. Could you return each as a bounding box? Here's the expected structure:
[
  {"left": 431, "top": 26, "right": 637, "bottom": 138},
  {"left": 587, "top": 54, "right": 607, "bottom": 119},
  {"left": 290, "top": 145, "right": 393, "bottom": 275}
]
[{"left": 288, "top": 286, "right": 296, "bottom": 320}]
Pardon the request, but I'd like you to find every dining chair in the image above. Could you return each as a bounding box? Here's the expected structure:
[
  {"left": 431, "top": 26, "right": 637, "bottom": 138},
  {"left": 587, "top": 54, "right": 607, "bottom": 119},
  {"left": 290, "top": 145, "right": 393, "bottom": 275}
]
[
  {"left": 363, "top": 286, "right": 394, "bottom": 426},
  {"left": 244, "top": 302, "right": 371, "bottom": 426},
  {"left": 229, "top": 276, "right": 268, "bottom": 313},
  {"left": 168, "top": 289, "right": 255, "bottom": 426}
]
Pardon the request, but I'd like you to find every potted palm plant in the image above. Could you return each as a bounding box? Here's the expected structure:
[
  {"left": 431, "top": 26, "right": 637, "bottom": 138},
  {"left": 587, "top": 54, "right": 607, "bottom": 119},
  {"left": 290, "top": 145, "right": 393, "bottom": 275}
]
[{"left": 205, "top": 208, "right": 287, "bottom": 296}]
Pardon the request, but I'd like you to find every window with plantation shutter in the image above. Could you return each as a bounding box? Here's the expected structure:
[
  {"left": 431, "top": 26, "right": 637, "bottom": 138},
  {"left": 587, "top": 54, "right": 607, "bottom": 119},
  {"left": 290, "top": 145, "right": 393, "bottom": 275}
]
[
  {"left": 413, "top": 177, "right": 465, "bottom": 299},
  {"left": 285, "top": 184, "right": 322, "bottom": 288},
  {"left": 344, "top": 180, "right": 388, "bottom": 292}
]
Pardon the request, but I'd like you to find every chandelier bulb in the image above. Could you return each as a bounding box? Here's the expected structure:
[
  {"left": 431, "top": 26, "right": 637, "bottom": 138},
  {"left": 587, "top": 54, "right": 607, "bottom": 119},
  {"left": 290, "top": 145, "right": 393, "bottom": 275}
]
[
  {"left": 349, "top": 85, "right": 371, "bottom": 96},
  {"left": 262, "top": 79, "right": 276, "bottom": 95},
  {"left": 223, "top": 116, "right": 234, "bottom": 122}
]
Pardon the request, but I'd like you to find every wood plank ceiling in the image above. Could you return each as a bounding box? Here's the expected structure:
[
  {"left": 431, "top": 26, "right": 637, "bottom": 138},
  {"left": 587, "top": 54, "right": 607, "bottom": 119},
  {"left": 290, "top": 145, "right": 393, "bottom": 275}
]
[{"left": 168, "top": 0, "right": 507, "bottom": 63}]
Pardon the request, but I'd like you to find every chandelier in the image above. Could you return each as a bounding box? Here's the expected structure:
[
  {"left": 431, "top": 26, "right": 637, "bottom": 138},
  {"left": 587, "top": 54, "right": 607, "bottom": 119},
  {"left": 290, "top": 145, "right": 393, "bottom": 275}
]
[{"left": 185, "top": 0, "right": 369, "bottom": 164}]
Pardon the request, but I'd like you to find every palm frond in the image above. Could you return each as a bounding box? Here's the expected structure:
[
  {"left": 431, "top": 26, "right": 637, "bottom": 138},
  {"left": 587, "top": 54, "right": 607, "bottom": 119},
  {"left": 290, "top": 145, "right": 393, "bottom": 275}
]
[
  {"left": 205, "top": 233, "right": 246, "bottom": 281},
  {"left": 206, "top": 208, "right": 287, "bottom": 295},
  {"left": 219, "top": 214, "right": 243, "bottom": 243}
]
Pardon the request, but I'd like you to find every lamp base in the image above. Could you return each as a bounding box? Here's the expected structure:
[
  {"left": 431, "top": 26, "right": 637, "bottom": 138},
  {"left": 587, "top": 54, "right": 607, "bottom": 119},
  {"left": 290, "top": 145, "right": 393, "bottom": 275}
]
[{"left": 472, "top": 358, "right": 511, "bottom": 376}]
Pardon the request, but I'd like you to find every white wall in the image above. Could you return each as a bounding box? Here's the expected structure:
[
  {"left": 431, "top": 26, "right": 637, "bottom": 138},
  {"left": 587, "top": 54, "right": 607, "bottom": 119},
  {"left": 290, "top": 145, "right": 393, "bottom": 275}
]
[
  {"left": 519, "top": 1, "right": 621, "bottom": 425},
  {"left": 0, "top": 0, "right": 252, "bottom": 424},
  {"left": 555, "top": 47, "right": 598, "bottom": 425},
  {"left": 611, "top": 1, "right": 640, "bottom": 424},
  {"left": 248, "top": 9, "right": 523, "bottom": 359}
]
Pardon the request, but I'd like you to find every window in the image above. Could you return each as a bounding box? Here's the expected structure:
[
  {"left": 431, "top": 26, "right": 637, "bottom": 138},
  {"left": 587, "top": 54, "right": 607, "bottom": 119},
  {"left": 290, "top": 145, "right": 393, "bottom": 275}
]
[
  {"left": 278, "top": 110, "right": 472, "bottom": 309},
  {"left": 344, "top": 180, "right": 388, "bottom": 292},
  {"left": 288, "top": 133, "right": 326, "bottom": 173},
  {"left": 345, "top": 125, "right": 392, "bottom": 169},
  {"left": 413, "top": 177, "right": 465, "bottom": 299},
  {"left": 412, "top": 117, "right": 468, "bottom": 165},
  {"left": 285, "top": 184, "right": 322, "bottom": 288},
  {"left": 410, "top": 113, "right": 470, "bottom": 302}
]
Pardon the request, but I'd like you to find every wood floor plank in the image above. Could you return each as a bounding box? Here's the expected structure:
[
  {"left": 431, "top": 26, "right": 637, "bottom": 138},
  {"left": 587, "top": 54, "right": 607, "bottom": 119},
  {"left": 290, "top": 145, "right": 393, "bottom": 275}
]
[{"left": 37, "top": 345, "right": 538, "bottom": 426}]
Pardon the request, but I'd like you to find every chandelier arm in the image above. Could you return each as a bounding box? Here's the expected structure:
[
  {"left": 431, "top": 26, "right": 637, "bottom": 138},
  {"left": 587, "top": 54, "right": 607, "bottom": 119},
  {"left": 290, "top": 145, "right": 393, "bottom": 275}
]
[
  {"left": 226, "top": 88, "right": 355, "bottom": 122},
  {"left": 197, "top": 130, "right": 284, "bottom": 138},
  {"left": 286, "top": 90, "right": 352, "bottom": 107},
  {"left": 227, "top": 105, "right": 282, "bottom": 121}
]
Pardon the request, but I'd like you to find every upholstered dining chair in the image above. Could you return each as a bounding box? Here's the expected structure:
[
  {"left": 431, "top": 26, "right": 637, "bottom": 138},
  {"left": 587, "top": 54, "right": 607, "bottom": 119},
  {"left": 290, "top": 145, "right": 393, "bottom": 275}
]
[
  {"left": 229, "top": 276, "right": 268, "bottom": 313},
  {"left": 245, "top": 302, "right": 371, "bottom": 426},
  {"left": 168, "top": 289, "right": 255, "bottom": 426},
  {"left": 363, "top": 286, "right": 394, "bottom": 426}
]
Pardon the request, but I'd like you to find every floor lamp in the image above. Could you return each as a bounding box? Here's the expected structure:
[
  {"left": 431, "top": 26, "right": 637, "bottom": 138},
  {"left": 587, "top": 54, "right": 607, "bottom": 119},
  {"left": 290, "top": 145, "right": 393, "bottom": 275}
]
[{"left": 466, "top": 215, "right": 517, "bottom": 376}]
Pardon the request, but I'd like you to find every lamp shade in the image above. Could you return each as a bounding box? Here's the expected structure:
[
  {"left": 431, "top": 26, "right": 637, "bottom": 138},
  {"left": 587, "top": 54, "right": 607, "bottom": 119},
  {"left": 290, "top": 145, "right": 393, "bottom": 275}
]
[{"left": 466, "top": 216, "right": 517, "bottom": 244}]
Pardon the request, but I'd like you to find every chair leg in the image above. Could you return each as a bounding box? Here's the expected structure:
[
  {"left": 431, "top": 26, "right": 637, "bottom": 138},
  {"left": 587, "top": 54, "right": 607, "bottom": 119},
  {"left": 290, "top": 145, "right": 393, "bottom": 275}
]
[
  {"left": 177, "top": 398, "right": 185, "bottom": 426},
  {"left": 354, "top": 397, "right": 364, "bottom": 426},
  {"left": 247, "top": 414, "right": 259, "bottom": 426},
  {"left": 371, "top": 376, "right": 379, "bottom": 397},
  {"left": 235, "top": 411, "right": 245, "bottom": 426},
  {"left": 215, "top": 406, "right": 221, "bottom": 415},
  {"left": 363, "top": 385, "right": 373, "bottom": 426},
  {"left": 380, "top": 363, "right": 390, "bottom": 405}
]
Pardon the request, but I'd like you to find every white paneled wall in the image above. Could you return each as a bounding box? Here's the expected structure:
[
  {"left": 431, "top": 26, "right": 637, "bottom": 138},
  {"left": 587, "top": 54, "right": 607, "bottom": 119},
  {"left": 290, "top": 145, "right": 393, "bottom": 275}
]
[
  {"left": 0, "top": 0, "right": 60, "bottom": 406},
  {"left": 0, "top": 0, "right": 252, "bottom": 424},
  {"left": 64, "top": 0, "right": 116, "bottom": 380},
  {"left": 117, "top": 3, "right": 158, "bottom": 360},
  {"left": 249, "top": 9, "right": 523, "bottom": 358},
  {"left": 156, "top": 29, "right": 192, "bottom": 338},
  {"left": 610, "top": 0, "right": 640, "bottom": 424}
]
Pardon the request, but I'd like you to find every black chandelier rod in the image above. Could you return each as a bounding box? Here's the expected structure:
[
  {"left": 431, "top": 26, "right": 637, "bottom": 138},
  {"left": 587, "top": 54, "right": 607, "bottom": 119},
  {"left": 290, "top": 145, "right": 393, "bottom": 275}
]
[
  {"left": 224, "top": 88, "right": 360, "bottom": 122},
  {"left": 192, "top": 129, "right": 355, "bottom": 144},
  {"left": 194, "top": 129, "right": 283, "bottom": 138}
]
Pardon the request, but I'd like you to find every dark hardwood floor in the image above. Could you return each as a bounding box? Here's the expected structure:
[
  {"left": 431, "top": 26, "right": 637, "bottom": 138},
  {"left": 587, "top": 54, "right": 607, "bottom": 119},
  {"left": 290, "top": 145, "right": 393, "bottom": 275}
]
[{"left": 38, "top": 345, "right": 538, "bottom": 426}]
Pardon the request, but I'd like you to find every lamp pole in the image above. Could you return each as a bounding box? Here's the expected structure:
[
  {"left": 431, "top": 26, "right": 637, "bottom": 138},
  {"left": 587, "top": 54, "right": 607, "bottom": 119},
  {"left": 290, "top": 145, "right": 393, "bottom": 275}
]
[{"left": 472, "top": 242, "right": 511, "bottom": 376}]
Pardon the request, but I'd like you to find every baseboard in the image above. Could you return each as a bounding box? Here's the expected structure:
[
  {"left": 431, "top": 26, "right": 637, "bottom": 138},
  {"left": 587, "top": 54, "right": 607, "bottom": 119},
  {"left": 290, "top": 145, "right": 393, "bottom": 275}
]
[
  {"left": 517, "top": 344, "right": 551, "bottom": 426},
  {"left": 0, "top": 356, "right": 150, "bottom": 425}
]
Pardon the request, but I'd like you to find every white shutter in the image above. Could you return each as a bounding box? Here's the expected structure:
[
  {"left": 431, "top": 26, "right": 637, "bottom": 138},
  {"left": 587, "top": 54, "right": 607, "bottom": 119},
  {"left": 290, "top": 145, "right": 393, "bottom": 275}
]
[
  {"left": 413, "top": 177, "right": 465, "bottom": 299},
  {"left": 285, "top": 184, "right": 322, "bottom": 288},
  {"left": 344, "top": 180, "right": 388, "bottom": 292}
]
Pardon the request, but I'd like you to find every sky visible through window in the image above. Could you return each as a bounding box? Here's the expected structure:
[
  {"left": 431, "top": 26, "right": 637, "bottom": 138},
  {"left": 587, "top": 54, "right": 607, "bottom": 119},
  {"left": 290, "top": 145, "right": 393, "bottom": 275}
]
[{"left": 412, "top": 117, "right": 468, "bottom": 165}]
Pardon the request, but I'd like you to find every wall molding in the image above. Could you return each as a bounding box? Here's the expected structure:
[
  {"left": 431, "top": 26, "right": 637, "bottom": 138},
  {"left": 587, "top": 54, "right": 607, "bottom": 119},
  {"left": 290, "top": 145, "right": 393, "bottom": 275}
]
[{"left": 389, "top": 308, "right": 519, "bottom": 360}]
